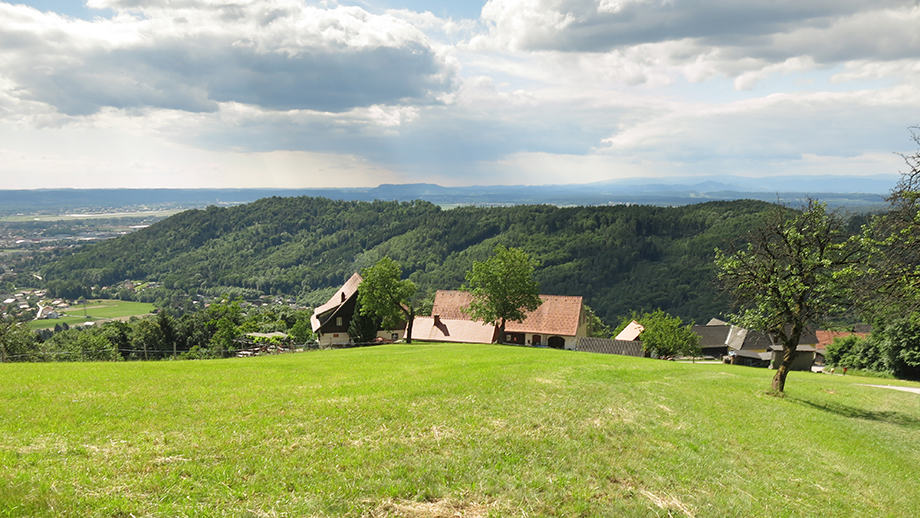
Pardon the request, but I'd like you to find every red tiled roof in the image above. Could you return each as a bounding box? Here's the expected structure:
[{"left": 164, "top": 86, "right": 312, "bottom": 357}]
[
  {"left": 411, "top": 316, "right": 497, "bottom": 343},
  {"left": 814, "top": 330, "right": 870, "bottom": 351},
  {"left": 430, "top": 290, "right": 583, "bottom": 337}
]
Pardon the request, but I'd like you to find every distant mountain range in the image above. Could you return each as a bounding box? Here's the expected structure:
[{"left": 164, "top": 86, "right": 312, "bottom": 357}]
[{"left": 0, "top": 174, "right": 897, "bottom": 214}]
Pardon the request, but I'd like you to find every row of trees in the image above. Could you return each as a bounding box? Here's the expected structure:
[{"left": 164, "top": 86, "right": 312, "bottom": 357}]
[{"left": 0, "top": 300, "right": 316, "bottom": 362}]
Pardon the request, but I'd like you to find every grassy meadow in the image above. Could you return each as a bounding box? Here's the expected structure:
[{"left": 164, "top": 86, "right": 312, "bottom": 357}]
[
  {"left": 2, "top": 343, "right": 920, "bottom": 517},
  {"left": 28, "top": 300, "right": 156, "bottom": 330}
]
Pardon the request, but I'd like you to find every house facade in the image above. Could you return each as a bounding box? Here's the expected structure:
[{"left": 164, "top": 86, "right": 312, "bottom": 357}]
[
  {"left": 310, "top": 273, "right": 405, "bottom": 346},
  {"left": 410, "top": 290, "right": 588, "bottom": 349}
]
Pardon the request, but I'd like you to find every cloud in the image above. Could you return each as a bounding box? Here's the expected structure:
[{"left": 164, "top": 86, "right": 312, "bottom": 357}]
[
  {"left": 0, "top": 1, "right": 456, "bottom": 116},
  {"left": 473, "top": 0, "right": 920, "bottom": 89},
  {"left": 477, "top": 0, "right": 910, "bottom": 51},
  {"left": 599, "top": 86, "right": 920, "bottom": 166}
]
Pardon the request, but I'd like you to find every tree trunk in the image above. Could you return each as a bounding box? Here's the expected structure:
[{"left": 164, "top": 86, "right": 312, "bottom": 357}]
[
  {"left": 496, "top": 319, "right": 506, "bottom": 344},
  {"left": 404, "top": 306, "right": 414, "bottom": 344},
  {"left": 771, "top": 342, "right": 799, "bottom": 393}
]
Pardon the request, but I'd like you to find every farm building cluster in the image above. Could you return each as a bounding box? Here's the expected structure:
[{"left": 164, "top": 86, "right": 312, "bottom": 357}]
[{"left": 309, "top": 273, "right": 858, "bottom": 371}]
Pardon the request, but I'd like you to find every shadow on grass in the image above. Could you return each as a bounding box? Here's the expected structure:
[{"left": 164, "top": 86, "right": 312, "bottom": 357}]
[{"left": 790, "top": 398, "right": 920, "bottom": 428}]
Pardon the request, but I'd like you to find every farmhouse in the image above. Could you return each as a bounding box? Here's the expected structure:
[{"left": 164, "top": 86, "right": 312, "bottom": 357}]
[
  {"left": 411, "top": 290, "right": 588, "bottom": 349},
  {"left": 694, "top": 318, "right": 819, "bottom": 369},
  {"left": 310, "top": 273, "right": 405, "bottom": 346}
]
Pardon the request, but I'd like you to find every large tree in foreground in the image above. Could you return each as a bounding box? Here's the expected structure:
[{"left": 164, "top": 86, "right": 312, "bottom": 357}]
[
  {"left": 860, "top": 126, "right": 920, "bottom": 320},
  {"left": 357, "top": 257, "right": 417, "bottom": 344},
  {"left": 716, "top": 200, "right": 863, "bottom": 393},
  {"left": 465, "top": 244, "right": 542, "bottom": 344}
]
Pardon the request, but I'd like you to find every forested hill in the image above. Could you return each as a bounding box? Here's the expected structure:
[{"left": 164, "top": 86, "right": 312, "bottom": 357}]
[{"left": 40, "top": 197, "right": 776, "bottom": 325}]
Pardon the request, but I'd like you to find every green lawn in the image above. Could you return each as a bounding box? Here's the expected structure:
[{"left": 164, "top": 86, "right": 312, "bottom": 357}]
[
  {"left": 2, "top": 343, "right": 919, "bottom": 517},
  {"left": 29, "top": 300, "right": 155, "bottom": 329}
]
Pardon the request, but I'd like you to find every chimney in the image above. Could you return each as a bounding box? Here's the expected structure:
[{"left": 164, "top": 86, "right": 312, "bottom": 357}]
[
  {"left": 341, "top": 292, "right": 346, "bottom": 303},
  {"left": 433, "top": 314, "right": 441, "bottom": 325}
]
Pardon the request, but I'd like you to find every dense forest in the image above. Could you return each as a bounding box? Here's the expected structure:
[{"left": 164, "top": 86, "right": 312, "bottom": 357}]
[{"left": 39, "top": 197, "right": 778, "bottom": 325}]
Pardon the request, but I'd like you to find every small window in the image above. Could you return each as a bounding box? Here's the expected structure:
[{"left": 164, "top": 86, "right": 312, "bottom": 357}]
[
  {"left": 336, "top": 317, "right": 343, "bottom": 327},
  {"left": 391, "top": 333, "right": 399, "bottom": 340}
]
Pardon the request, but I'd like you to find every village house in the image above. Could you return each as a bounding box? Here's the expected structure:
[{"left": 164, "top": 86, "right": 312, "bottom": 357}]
[
  {"left": 310, "top": 273, "right": 405, "bottom": 346},
  {"left": 411, "top": 290, "right": 588, "bottom": 349},
  {"left": 693, "top": 318, "right": 819, "bottom": 369}
]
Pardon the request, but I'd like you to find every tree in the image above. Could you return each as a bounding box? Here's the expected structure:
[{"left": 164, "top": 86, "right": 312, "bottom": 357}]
[
  {"left": 0, "top": 319, "right": 37, "bottom": 362},
  {"left": 464, "top": 244, "right": 542, "bottom": 344},
  {"left": 348, "top": 299, "right": 381, "bottom": 344},
  {"left": 614, "top": 309, "right": 700, "bottom": 358},
  {"left": 357, "top": 257, "right": 417, "bottom": 343},
  {"left": 860, "top": 126, "right": 920, "bottom": 320},
  {"left": 716, "top": 200, "right": 863, "bottom": 393},
  {"left": 584, "top": 305, "right": 613, "bottom": 338}
]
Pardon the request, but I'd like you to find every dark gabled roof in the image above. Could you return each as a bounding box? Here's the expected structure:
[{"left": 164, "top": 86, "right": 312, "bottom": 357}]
[
  {"left": 769, "top": 345, "right": 817, "bottom": 352},
  {"left": 739, "top": 330, "right": 774, "bottom": 351},
  {"left": 692, "top": 324, "right": 731, "bottom": 347},
  {"left": 729, "top": 349, "right": 771, "bottom": 361},
  {"left": 311, "top": 272, "right": 363, "bottom": 333}
]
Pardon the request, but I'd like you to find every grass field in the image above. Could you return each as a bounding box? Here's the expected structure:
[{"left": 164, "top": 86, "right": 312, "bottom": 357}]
[
  {"left": 2, "top": 343, "right": 920, "bottom": 517},
  {"left": 28, "top": 300, "right": 155, "bottom": 329}
]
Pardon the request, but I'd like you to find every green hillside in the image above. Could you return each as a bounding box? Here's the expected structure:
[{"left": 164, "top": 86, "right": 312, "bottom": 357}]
[
  {"left": 2, "top": 344, "right": 919, "bottom": 517},
  {"left": 40, "top": 197, "right": 776, "bottom": 324}
]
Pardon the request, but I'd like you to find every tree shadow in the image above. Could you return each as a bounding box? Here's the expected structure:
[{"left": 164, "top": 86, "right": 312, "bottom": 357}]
[{"left": 790, "top": 397, "right": 920, "bottom": 428}]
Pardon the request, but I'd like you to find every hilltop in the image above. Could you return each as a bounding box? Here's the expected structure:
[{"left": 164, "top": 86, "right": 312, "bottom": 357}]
[{"left": 38, "top": 197, "right": 780, "bottom": 324}]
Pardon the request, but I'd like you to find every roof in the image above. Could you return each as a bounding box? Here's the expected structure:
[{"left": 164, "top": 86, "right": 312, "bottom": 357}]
[
  {"left": 411, "top": 316, "right": 497, "bottom": 343},
  {"left": 729, "top": 349, "right": 771, "bottom": 361},
  {"left": 430, "top": 290, "right": 584, "bottom": 337},
  {"left": 692, "top": 324, "right": 731, "bottom": 347},
  {"left": 614, "top": 320, "right": 645, "bottom": 341},
  {"left": 768, "top": 345, "right": 816, "bottom": 353},
  {"left": 814, "top": 330, "right": 870, "bottom": 350},
  {"left": 311, "top": 272, "right": 363, "bottom": 332}
]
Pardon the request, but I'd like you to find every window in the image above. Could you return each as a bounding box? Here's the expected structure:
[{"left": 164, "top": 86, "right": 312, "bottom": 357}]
[{"left": 336, "top": 316, "right": 343, "bottom": 327}]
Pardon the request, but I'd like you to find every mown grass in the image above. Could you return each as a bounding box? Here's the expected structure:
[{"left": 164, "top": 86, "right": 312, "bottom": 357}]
[
  {"left": 2, "top": 343, "right": 919, "bottom": 517},
  {"left": 29, "top": 300, "right": 155, "bottom": 330}
]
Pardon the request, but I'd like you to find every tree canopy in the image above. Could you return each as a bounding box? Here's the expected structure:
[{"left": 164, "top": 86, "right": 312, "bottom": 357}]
[
  {"left": 614, "top": 309, "right": 700, "bottom": 358},
  {"left": 357, "top": 257, "right": 417, "bottom": 343},
  {"left": 464, "top": 244, "right": 542, "bottom": 344},
  {"left": 716, "top": 200, "right": 864, "bottom": 393}
]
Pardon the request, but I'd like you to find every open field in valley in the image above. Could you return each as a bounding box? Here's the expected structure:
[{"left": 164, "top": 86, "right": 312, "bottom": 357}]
[
  {"left": 28, "top": 300, "right": 156, "bottom": 330},
  {"left": 2, "top": 343, "right": 919, "bottom": 517}
]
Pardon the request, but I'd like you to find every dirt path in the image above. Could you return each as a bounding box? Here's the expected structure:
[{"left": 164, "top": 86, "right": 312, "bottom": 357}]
[{"left": 861, "top": 384, "right": 920, "bottom": 395}]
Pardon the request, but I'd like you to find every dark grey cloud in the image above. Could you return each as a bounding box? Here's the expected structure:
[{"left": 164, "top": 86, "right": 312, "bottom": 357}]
[
  {"left": 0, "top": 2, "right": 455, "bottom": 115},
  {"left": 481, "top": 0, "right": 913, "bottom": 52}
]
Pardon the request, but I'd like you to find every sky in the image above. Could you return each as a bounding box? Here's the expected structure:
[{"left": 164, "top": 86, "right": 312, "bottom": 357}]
[{"left": 1, "top": 0, "right": 919, "bottom": 189}]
